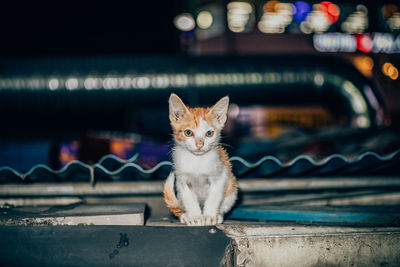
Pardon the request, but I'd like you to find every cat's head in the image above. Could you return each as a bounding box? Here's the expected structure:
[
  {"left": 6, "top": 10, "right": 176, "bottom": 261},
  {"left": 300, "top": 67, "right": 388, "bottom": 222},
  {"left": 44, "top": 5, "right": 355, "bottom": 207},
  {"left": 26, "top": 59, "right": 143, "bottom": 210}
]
[{"left": 169, "top": 93, "right": 229, "bottom": 155}]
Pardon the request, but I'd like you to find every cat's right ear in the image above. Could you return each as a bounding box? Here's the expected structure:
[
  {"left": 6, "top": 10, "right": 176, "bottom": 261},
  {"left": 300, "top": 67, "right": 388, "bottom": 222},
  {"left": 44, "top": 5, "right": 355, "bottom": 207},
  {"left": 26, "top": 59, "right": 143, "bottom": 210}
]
[{"left": 169, "top": 93, "right": 190, "bottom": 122}]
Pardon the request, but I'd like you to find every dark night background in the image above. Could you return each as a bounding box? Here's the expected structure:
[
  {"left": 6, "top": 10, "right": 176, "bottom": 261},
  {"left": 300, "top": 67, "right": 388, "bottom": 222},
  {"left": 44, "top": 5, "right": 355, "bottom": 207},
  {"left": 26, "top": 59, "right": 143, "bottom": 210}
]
[{"left": 0, "top": 1, "right": 181, "bottom": 59}]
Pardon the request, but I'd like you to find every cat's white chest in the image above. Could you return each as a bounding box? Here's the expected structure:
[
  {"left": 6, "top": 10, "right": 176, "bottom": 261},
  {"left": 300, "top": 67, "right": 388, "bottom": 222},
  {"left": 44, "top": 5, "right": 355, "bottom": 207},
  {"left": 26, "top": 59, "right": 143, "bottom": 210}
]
[{"left": 174, "top": 147, "right": 221, "bottom": 177}]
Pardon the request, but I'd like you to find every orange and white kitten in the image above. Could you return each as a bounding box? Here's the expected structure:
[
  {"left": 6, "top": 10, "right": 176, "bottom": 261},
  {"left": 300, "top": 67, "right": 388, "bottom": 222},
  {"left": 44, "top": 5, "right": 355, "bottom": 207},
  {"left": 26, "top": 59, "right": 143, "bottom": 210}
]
[{"left": 163, "top": 93, "right": 238, "bottom": 226}]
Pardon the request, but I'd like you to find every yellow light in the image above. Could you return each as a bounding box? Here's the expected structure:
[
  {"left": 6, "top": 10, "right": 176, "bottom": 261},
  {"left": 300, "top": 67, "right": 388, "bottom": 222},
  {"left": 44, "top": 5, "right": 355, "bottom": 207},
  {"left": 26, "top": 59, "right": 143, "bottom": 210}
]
[
  {"left": 382, "top": 62, "right": 399, "bottom": 80},
  {"left": 388, "top": 66, "right": 399, "bottom": 80},
  {"left": 197, "top": 11, "right": 213, "bottom": 29},
  {"left": 352, "top": 56, "right": 374, "bottom": 77},
  {"left": 382, "top": 62, "right": 392, "bottom": 75}
]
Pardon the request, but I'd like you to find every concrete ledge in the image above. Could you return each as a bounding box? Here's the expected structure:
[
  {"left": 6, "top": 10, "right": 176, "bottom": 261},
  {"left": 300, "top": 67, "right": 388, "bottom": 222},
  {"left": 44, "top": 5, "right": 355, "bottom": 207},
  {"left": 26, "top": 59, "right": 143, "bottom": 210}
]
[
  {"left": 1, "top": 177, "right": 400, "bottom": 197},
  {"left": 0, "top": 203, "right": 145, "bottom": 226},
  {"left": 219, "top": 224, "right": 400, "bottom": 267}
]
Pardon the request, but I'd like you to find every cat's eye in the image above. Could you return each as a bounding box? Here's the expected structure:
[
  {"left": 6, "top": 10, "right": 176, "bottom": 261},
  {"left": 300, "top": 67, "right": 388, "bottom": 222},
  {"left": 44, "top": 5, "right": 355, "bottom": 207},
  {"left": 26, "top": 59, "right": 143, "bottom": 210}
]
[
  {"left": 184, "top": 129, "right": 193, "bottom": 137},
  {"left": 205, "top": 130, "right": 214, "bottom": 137}
]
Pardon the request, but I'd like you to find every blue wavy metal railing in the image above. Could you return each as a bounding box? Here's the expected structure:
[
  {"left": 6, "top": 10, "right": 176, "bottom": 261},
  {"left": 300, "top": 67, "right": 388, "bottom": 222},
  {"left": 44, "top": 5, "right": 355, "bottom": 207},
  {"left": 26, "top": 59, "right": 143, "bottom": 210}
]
[{"left": 0, "top": 150, "right": 399, "bottom": 183}]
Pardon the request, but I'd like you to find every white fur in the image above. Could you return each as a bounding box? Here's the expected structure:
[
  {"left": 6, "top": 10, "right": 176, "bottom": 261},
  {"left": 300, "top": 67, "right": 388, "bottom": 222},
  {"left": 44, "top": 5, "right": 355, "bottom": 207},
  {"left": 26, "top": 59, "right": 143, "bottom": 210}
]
[{"left": 172, "top": 119, "right": 233, "bottom": 226}]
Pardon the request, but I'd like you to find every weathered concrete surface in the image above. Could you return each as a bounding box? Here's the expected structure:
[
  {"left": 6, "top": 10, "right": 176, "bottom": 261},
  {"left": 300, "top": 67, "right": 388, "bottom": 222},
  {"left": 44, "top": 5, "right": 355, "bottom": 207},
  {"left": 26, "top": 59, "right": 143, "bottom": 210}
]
[
  {"left": 0, "top": 203, "right": 145, "bottom": 226},
  {"left": 219, "top": 224, "right": 400, "bottom": 267},
  {"left": 0, "top": 226, "right": 230, "bottom": 267}
]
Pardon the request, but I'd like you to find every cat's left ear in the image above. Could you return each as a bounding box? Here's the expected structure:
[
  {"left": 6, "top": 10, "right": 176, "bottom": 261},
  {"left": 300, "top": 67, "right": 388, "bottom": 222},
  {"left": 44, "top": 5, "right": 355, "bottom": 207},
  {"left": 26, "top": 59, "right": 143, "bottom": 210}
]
[
  {"left": 169, "top": 93, "right": 190, "bottom": 122},
  {"left": 209, "top": 96, "right": 229, "bottom": 127}
]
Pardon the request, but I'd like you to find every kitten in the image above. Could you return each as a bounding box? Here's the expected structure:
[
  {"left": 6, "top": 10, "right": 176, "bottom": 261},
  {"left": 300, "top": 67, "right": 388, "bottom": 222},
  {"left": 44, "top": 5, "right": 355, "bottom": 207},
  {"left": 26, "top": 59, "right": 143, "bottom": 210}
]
[{"left": 163, "top": 93, "right": 238, "bottom": 226}]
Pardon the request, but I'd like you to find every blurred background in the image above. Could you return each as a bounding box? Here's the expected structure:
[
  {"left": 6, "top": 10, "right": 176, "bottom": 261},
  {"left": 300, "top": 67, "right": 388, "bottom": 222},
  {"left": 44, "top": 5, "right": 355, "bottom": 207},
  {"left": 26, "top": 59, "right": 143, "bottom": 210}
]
[{"left": 0, "top": 0, "right": 399, "bottom": 178}]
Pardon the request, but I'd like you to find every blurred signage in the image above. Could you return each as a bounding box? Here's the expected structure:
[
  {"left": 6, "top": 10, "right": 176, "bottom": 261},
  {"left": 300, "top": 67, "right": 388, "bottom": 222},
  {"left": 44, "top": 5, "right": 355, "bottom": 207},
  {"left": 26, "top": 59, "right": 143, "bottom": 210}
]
[
  {"left": 313, "top": 33, "right": 400, "bottom": 53},
  {"left": 235, "top": 106, "right": 334, "bottom": 138},
  {"left": 193, "top": 1, "right": 400, "bottom": 49}
]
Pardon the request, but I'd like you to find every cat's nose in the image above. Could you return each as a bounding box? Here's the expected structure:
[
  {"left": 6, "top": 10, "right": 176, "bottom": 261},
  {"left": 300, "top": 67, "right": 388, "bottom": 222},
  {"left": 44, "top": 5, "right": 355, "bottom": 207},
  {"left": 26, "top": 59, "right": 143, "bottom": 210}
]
[{"left": 195, "top": 138, "right": 204, "bottom": 149}]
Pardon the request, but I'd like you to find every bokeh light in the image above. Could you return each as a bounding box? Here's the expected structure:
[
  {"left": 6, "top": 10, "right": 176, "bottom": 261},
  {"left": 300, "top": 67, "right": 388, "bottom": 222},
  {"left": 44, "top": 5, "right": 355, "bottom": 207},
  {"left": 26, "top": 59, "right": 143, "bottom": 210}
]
[
  {"left": 382, "top": 62, "right": 399, "bottom": 80},
  {"left": 66, "top": 78, "right": 79, "bottom": 90},
  {"left": 227, "top": 1, "right": 253, "bottom": 33},
  {"left": 318, "top": 1, "right": 340, "bottom": 24},
  {"left": 258, "top": 1, "right": 293, "bottom": 34},
  {"left": 352, "top": 56, "right": 374, "bottom": 77},
  {"left": 341, "top": 4, "right": 368, "bottom": 34},
  {"left": 197, "top": 11, "right": 213, "bottom": 29},
  {"left": 293, "top": 1, "right": 311, "bottom": 23},
  {"left": 173, "top": 13, "right": 195, "bottom": 31},
  {"left": 356, "top": 34, "right": 373, "bottom": 53},
  {"left": 382, "top": 4, "right": 400, "bottom": 31}
]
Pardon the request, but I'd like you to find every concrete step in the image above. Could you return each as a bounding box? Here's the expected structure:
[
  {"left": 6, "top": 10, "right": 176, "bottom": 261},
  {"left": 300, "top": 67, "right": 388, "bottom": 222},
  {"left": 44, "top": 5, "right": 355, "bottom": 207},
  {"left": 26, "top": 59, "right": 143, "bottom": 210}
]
[{"left": 219, "top": 223, "right": 400, "bottom": 267}]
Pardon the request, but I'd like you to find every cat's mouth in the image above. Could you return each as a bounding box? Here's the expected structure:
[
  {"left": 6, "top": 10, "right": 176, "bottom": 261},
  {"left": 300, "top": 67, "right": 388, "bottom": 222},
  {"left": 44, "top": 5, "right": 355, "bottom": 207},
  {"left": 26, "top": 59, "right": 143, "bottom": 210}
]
[{"left": 192, "top": 148, "right": 207, "bottom": 155}]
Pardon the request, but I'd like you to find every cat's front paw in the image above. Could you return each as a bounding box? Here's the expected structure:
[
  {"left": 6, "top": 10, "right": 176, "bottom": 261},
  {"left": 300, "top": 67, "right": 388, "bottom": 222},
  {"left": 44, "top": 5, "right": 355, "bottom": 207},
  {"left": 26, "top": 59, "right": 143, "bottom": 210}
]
[
  {"left": 217, "top": 214, "right": 224, "bottom": 224},
  {"left": 204, "top": 214, "right": 218, "bottom": 225},
  {"left": 180, "top": 213, "right": 188, "bottom": 224},
  {"left": 187, "top": 215, "right": 204, "bottom": 226},
  {"left": 181, "top": 213, "right": 204, "bottom": 226}
]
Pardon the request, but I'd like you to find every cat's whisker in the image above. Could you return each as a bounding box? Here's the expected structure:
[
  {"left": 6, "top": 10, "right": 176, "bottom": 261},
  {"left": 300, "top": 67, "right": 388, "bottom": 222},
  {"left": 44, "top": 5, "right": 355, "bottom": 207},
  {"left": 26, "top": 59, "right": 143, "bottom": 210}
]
[{"left": 219, "top": 142, "right": 232, "bottom": 149}]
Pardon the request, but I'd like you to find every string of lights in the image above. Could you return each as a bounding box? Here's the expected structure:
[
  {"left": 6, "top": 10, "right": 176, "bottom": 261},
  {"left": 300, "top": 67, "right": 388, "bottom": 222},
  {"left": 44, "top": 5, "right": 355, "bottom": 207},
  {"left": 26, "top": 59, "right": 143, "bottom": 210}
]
[{"left": 0, "top": 71, "right": 322, "bottom": 91}]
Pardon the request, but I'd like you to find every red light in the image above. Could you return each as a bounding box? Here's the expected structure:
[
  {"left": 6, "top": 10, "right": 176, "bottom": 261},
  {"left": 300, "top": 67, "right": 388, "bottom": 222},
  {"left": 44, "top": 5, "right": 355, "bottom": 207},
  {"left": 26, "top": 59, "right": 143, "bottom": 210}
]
[
  {"left": 355, "top": 34, "right": 373, "bottom": 53},
  {"left": 319, "top": 1, "right": 340, "bottom": 24}
]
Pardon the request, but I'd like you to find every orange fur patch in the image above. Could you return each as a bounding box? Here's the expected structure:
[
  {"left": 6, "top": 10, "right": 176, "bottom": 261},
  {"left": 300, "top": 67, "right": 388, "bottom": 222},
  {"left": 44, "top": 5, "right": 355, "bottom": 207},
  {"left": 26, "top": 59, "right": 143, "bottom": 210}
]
[
  {"left": 219, "top": 146, "right": 238, "bottom": 197},
  {"left": 163, "top": 181, "right": 185, "bottom": 218}
]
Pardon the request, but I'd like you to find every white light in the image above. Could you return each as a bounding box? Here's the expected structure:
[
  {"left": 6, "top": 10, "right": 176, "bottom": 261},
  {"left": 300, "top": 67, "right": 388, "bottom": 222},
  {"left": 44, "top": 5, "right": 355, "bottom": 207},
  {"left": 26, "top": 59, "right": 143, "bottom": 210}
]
[
  {"left": 174, "top": 13, "right": 195, "bottom": 31},
  {"left": 341, "top": 5, "right": 368, "bottom": 34},
  {"left": 314, "top": 73, "right": 324, "bottom": 86},
  {"left": 29, "top": 79, "right": 41, "bottom": 89},
  {"left": 194, "top": 74, "right": 207, "bottom": 86},
  {"left": 342, "top": 81, "right": 367, "bottom": 114},
  {"left": 119, "top": 77, "right": 132, "bottom": 89},
  {"left": 308, "top": 10, "right": 330, "bottom": 33},
  {"left": 48, "top": 78, "right": 59, "bottom": 90},
  {"left": 66, "top": 78, "right": 79, "bottom": 90},
  {"left": 313, "top": 33, "right": 357, "bottom": 52},
  {"left": 171, "top": 74, "right": 189, "bottom": 87},
  {"left": 374, "top": 33, "right": 397, "bottom": 54},
  {"left": 197, "top": 11, "right": 213, "bottom": 29},
  {"left": 227, "top": 1, "right": 253, "bottom": 33},
  {"left": 227, "top": 2, "right": 252, "bottom": 13},
  {"left": 133, "top": 77, "right": 150, "bottom": 89},
  {"left": 388, "top": 12, "right": 400, "bottom": 31},
  {"left": 103, "top": 77, "right": 118, "bottom": 89},
  {"left": 355, "top": 115, "right": 370, "bottom": 128},
  {"left": 151, "top": 75, "right": 169, "bottom": 88},
  {"left": 84, "top": 78, "right": 96, "bottom": 90},
  {"left": 258, "top": 3, "right": 293, "bottom": 34},
  {"left": 245, "top": 73, "right": 262, "bottom": 84}
]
